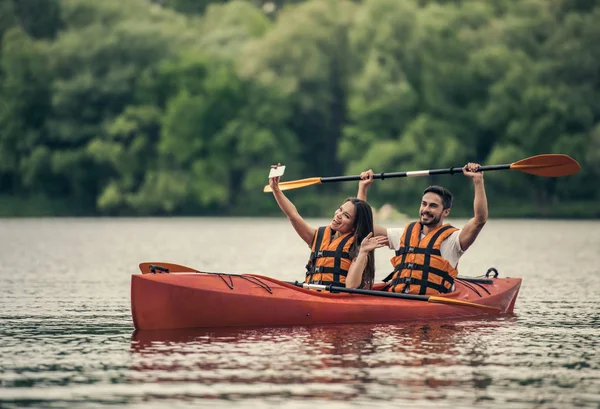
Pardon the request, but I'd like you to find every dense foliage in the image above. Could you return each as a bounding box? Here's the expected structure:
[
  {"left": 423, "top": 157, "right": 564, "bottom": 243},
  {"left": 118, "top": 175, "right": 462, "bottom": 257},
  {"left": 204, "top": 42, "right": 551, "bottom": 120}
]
[{"left": 1, "top": 0, "right": 598, "bottom": 217}]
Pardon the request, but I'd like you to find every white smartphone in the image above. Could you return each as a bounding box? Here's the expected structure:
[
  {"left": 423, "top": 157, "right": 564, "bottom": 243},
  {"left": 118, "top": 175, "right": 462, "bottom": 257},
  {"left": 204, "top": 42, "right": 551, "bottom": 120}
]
[{"left": 268, "top": 165, "right": 286, "bottom": 178}]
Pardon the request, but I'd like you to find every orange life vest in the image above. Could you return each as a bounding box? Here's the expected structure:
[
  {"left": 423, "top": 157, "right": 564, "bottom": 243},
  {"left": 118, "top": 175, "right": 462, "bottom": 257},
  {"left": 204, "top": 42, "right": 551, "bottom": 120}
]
[
  {"left": 384, "top": 221, "right": 459, "bottom": 295},
  {"left": 305, "top": 226, "right": 355, "bottom": 287}
]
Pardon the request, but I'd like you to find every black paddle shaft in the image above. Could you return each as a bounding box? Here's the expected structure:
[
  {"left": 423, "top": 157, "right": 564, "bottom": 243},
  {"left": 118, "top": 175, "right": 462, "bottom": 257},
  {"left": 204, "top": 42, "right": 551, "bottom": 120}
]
[
  {"left": 289, "top": 281, "right": 431, "bottom": 301},
  {"left": 320, "top": 164, "right": 511, "bottom": 183},
  {"left": 326, "top": 285, "right": 431, "bottom": 301}
]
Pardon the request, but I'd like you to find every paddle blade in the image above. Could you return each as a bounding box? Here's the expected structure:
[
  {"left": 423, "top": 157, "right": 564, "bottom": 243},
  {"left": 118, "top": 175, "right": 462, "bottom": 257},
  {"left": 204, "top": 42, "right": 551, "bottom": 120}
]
[
  {"left": 139, "top": 262, "right": 199, "bottom": 274},
  {"left": 263, "top": 177, "right": 323, "bottom": 192},
  {"left": 510, "top": 154, "right": 580, "bottom": 177},
  {"left": 428, "top": 296, "right": 501, "bottom": 311}
]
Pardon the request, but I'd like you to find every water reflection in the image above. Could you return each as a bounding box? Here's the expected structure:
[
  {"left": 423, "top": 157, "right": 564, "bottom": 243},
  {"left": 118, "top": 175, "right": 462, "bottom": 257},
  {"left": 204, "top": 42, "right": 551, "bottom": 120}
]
[{"left": 129, "top": 318, "right": 514, "bottom": 401}]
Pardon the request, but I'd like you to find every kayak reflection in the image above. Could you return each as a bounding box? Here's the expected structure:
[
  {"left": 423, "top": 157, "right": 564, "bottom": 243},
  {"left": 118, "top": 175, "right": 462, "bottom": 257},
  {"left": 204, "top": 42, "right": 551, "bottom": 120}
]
[{"left": 129, "top": 317, "right": 516, "bottom": 400}]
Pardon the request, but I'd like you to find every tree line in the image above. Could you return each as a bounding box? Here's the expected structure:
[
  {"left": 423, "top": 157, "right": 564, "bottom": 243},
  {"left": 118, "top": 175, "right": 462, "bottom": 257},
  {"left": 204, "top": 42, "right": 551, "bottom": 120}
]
[{"left": 1, "top": 0, "right": 598, "bottom": 217}]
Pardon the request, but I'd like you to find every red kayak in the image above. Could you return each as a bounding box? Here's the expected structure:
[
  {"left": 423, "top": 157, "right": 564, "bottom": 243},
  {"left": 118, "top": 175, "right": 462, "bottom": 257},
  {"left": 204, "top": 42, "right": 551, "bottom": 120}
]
[{"left": 131, "top": 262, "right": 521, "bottom": 330}]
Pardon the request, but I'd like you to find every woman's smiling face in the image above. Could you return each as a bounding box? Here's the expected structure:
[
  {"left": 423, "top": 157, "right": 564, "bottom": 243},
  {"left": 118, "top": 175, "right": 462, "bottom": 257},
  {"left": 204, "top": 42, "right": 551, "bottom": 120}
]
[{"left": 330, "top": 201, "right": 356, "bottom": 234}]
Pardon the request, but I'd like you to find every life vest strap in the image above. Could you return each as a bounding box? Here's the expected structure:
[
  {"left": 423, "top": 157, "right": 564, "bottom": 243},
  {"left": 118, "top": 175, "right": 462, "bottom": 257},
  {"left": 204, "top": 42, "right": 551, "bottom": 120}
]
[
  {"left": 305, "top": 265, "right": 350, "bottom": 277},
  {"left": 419, "top": 224, "right": 455, "bottom": 295},
  {"left": 305, "top": 226, "right": 354, "bottom": 285},
  {"left": 389, "top": 261, "right": 455, "bottom": 283},
  {"left": 394, "top": 246, "right": 442, "bottom": 257},
  {"left": 387, "top": 223, "right": 457, "bottom": 295},
  {"left": 394, "top": 221, "right": 417, "bottom": 277},
  {"left": 306, "top": 226, "right": 327, "bottom": 283},
  {"left": 310, "top": 250, "right": 351, "bottom": 259},
  {"left": 333, "top": 234, "right": 353, "bottom": 284},
  {"left": 390, "top": 276, "right": 451, "bottom": 293}
]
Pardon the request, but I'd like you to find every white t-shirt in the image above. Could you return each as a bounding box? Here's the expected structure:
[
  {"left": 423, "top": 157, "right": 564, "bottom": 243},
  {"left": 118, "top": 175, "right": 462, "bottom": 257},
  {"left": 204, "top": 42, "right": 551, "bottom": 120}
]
[{"left": 386, "top": 227, "right": 464, "bottom": 268}]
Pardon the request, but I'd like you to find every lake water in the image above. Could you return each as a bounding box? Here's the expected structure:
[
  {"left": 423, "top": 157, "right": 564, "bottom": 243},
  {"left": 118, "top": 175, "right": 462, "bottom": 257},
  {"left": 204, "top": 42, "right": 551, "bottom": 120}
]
[{"left": 1, "top": 218, "right": 599, "bottom": 408}]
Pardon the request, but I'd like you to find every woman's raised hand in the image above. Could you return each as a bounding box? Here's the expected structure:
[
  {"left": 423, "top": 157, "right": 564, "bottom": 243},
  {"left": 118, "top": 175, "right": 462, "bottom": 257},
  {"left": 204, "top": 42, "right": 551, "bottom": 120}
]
[
  {"left": 269, "top": 163, "right": 281, "bottom": 192},
  {"left": 359, "top": 232, "right": 388, "bottom": 253}
]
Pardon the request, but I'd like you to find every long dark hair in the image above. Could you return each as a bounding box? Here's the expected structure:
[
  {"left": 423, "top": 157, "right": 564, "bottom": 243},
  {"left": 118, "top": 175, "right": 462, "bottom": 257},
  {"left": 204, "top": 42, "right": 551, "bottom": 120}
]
[{"left": 344, "top": 197, "right": 376, "bottom": 289}]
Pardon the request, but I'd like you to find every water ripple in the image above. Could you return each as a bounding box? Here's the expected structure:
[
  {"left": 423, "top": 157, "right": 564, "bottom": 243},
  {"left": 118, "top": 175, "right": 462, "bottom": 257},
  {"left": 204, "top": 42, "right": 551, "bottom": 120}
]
[{"left": 1, "top": 218, "right": 599, "bottom": 408}]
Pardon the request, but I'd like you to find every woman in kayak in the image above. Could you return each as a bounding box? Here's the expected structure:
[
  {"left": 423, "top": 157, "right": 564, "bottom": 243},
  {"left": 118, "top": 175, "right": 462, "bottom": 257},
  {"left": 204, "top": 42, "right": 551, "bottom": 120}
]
[{"left": 269, "top": 168, "right": 387, "bottom": 289}]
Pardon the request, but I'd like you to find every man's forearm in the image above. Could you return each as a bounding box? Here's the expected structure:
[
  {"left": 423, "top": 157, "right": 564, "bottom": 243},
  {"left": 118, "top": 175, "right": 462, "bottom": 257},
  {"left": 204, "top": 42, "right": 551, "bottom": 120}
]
[{"left": 472, "top": 179, "right": 488, "bottom": 225}]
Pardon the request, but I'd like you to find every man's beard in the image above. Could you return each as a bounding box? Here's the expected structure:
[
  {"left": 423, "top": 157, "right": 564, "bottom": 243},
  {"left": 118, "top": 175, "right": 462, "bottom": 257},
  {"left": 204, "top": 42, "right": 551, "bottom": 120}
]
[{"left": 420, "top": 212, "right": 441, "bottom": 226}]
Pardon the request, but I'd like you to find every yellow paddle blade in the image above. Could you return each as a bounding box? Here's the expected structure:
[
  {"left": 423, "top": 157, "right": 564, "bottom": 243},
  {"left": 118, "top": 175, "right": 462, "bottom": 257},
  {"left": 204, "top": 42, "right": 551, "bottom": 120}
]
[
  {"left": 510, "top": 154, "right": 580, "bottom": 177},
  {"left": 428, "top": 296, "right": 502, "bottom": 311},
  {"left": 263, "top": 177, "right": 323, "bottom": 192},
  {"left": 139, "top": 262, "right": 199, "bottom": 274}
]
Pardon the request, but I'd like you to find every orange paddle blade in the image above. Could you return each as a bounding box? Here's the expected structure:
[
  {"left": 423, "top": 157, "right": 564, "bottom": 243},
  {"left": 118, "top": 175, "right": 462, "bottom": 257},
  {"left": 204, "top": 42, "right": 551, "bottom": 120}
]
[
  {"left": 139, "top": 262, "right": 200, "bottom": 274},
  {"left": 510, "top": 154, "right": 580, "bottom": 177},
  {"left": 263, "top": 177, "right": 323, "bottom": 192},
  {"left": 428, "top": 296, "right": 501, "bottom": 311}
]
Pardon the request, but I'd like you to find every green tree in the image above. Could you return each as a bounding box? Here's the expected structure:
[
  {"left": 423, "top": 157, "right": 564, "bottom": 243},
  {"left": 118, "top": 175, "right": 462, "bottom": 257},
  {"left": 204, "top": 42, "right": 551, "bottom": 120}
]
[
  {"left": 153, "top": 0, "right": 227, "bottom": 14},
  {"left": 39, "top": 0, "right": 201, "bottom": 210},
  {"left": 196, "top": 1, "right": 271, "bottom": 59},
  {"left": 478, "top": 0, "right": 600, "bottom": 210},
  {"left": 0, "top": 28, "right": 52, "bottom": 194},
  {"left": 154, "top": 56, "right": 298, "bottom": 215},
  {"left": 90, "top": 105, "right": 162, "bottom": 214},
  {"left": 241, "top": 0, "right": 357, "bottom": 181},
  {"left": 10, "top": 0, "right": 61, "bottom": 39}
]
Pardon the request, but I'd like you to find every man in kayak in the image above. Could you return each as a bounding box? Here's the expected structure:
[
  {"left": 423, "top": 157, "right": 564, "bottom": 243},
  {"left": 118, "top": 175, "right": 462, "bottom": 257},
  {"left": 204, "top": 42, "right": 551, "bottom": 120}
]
[
  {"left": 270, "top": 165, "right": 387, "bottom": 289},
  {"left": 357, "top": 163, "right": 487, "bottom": 295}
]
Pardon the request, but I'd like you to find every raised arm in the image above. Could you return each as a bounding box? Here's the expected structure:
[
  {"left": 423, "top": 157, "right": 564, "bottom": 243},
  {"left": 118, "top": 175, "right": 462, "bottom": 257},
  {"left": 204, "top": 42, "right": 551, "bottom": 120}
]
[
  {"left": 459, "top": 163, "right": 488, "bottom": 251},
  {"left": 270, "top": 174, "right": 316, "bottom": 246},
  {"left": 357, "top": 169, "right": 388, "bottom": 237},
  {"left": 357, "top": 169, "right": 373, "bottom": 201},
  {"left": 345, "top": 233, "right": 388, "bottom": 288}
]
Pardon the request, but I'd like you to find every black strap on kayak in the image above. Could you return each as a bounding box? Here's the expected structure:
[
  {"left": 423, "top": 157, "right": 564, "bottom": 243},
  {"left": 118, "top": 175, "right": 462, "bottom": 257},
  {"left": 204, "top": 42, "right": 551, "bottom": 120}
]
[
  {"left": 471, "top": 281, "right": 490, "bottom": 295},
  {"left": 486, "top": 267, "right": 499, "bottom": 278},
  {"left": 214, "top": 273, "right": 273, "bottom": 294},
  {"left": 456, "top": 279, "right": 482, "bottom": 297},
  {"left": 168, "top": 269, "right": 274, "bottom": 294},
  {"left": 149, "top": 264, "right": 169, "bottom": 274},
  {"left": 455, "top": 269, "right": 499, "bottom": 296},
  {"left": 216, "top": 273, "right": 234, "bottom": 289},
  {"left": 239, "top": 275, "right": 273, "bottom": 294},
  {"left": 457, "top": 276, "right": 494, "bottom": 284}
]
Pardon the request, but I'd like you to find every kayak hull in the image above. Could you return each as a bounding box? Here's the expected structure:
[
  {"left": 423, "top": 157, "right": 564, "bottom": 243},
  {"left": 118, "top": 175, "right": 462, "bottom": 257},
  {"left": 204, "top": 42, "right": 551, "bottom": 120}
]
[{"left": 131, "top": 270, "right": 522, "bottom": 330}]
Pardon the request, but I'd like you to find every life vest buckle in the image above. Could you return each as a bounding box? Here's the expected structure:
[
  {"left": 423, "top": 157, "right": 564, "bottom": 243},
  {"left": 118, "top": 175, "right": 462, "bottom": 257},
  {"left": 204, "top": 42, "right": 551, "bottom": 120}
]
[
  {"left": 314, "top": 266, "right": 323, "bottom": 273},
  {"left": 408, "top": 246, "right": 415, "bottom": 253},
  {"left": 316, "top": 251, "right": 324, "bottom": 258},
  {"left": 407, "top": 263, "right": 414, "bottom": 269}
]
